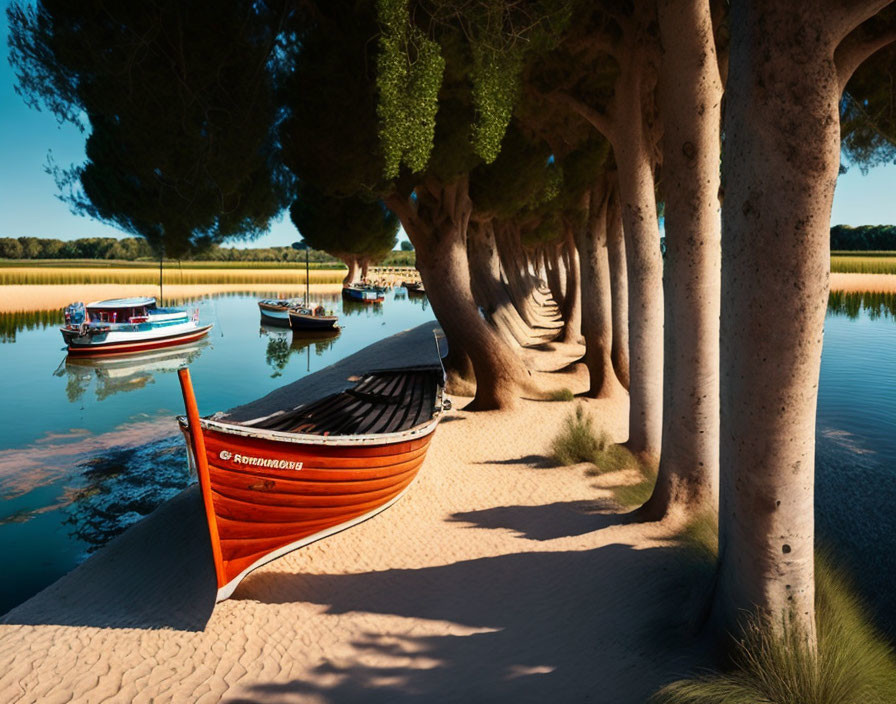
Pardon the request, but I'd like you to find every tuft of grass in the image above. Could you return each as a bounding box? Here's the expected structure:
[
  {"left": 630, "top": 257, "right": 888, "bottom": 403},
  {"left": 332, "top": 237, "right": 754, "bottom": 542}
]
[
  {"left": 653, "top": 558, "right": 896, "bottom": 704},
  {"left": 610, "top": 461, "right": 656, "bottom": 508},
  {"left": 550, "top": 404, "right": 601, "bottom": 465},
  {"left": 546, "top": 388, "right": 575, "bottom": 402}
]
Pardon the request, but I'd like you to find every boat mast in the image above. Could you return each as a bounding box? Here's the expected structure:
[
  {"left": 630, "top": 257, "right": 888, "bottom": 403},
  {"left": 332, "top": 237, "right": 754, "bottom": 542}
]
[
  {"left": 158, "top": 246, "right": 164, "bottom": 306},
  {"left": 305, "top": 245, "right": 310, "bottom": 306}
]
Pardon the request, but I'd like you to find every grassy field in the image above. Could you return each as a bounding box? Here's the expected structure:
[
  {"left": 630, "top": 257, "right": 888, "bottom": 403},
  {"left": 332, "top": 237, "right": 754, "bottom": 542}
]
[{"left": 831, "top": 252, "right": 896, "bottom": 274}]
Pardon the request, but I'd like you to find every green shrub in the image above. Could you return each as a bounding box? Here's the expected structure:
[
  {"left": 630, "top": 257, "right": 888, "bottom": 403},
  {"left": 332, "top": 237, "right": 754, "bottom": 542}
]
[
  {"left": 653, "top": 559, "right": 896, "bottom": 704},
  {"left": 550, "top": 404, "right": 601, "bottom": 465}
]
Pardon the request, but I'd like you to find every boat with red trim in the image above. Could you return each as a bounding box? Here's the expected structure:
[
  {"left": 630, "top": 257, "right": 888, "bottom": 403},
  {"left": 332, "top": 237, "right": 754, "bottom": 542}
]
[
  {"left": 61, "top": 297, "right": 212, "bottom": 357},
  {"left": 177, "top": 363, "right": 446, "bottom": 602}
]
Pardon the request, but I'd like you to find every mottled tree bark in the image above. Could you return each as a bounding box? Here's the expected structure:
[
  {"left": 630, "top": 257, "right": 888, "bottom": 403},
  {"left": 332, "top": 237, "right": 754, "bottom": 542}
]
[
  {"left": 615, "top": 114, "right": 664, "bottom": 459},
  {"left": 640, "top": 0, "right": 721, "bottom": 522},
  {"left": 575, "top": 185, "right": 617, "bottom": 398},
  {"left": 715, "top": 1, "right": 844, "bottom": 647}
]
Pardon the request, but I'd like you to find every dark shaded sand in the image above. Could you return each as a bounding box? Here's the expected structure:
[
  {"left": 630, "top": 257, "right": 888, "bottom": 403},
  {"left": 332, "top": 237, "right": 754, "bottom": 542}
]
[{"left": 0, "top": 322, "right": 713, "bottom": 703}]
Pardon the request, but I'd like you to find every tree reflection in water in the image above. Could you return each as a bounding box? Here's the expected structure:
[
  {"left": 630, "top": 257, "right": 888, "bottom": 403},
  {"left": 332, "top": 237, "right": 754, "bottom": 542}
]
[
  {"left": 827, "top": 291, "right": 896, "bottom": 321},
  {"left": 263, "top": 326, "right": 341, "bottom": 377}
]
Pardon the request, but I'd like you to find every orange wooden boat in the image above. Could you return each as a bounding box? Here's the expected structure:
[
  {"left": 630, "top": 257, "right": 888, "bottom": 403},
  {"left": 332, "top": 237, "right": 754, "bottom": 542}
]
[{"left": 177, "top": 364, "right": 446, "bottom": 601}]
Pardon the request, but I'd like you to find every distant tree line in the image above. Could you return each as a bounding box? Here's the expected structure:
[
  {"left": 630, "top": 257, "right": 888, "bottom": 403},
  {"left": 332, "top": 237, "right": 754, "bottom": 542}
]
[
  {"left": 0, "top": 235, "right": 415, "bottom": 265},
  {"left": 830, "top": 224, "right": 896, "bottom": 251}
]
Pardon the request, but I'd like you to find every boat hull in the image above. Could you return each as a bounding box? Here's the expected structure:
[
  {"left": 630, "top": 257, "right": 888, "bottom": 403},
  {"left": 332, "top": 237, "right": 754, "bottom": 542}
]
[
  {"left": 65, "top": 324, "right": 213, "bottom": 357},
  {"left": 288, "top": 311, "right": 339, "bottom": 331},
  {"left": 258, "top": 307, "right": 291, "bottom": 328},
  {"left": 180, "top": 419, "right": 436, "bottom": 601},
  {"left": 342, "top": 287, "right": 384, "bottom": 303}
]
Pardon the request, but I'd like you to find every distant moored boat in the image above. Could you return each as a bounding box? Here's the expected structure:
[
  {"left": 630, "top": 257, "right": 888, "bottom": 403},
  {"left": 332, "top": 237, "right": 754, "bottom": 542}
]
[
  {"left": 342, "top": 284, "right": 384, "bottom": 303},
  {"left": 60, "top": 297, "right": 212, "bottom": 357},
  {"left": 257, "top": 298, "right": 300, "bottom": 327},
  {"left": 177, "top": 363, "right": 447, "bottom": 601}
]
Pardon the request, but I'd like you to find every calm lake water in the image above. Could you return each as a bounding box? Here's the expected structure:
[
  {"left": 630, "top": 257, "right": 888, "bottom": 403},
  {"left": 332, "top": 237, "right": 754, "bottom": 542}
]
[
  {"left": 0, "top": 290, "right": 893, "bottom": 621},
  {"left": 0, "top": 288, "right": 434, "bottom": 615}
]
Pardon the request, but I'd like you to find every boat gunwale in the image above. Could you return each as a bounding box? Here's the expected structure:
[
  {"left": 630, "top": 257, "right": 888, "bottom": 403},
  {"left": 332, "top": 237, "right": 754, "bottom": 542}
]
[{"left": 181, "top": 410, "right": 442, "bottom": 447}]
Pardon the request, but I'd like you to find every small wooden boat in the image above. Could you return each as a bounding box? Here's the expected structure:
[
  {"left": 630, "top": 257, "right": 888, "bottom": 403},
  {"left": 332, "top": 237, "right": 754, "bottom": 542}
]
[
  {"left": 342, "top": 284, "right": 384, "bottom": 303},
  {"left": 177, "top": 364, "right": 446, "bottom": 601},
  {"left": 61, "top": 297, "right": 212, "bottom": 357},
  {"left": 288, "top": 305, "right": 339, "bottom": 331},
  {"left": 403, "top": 281, "right": 426, "bottom": 295},
  {"left": 257, "top": 299, "right": 300, "bottom": 328}
]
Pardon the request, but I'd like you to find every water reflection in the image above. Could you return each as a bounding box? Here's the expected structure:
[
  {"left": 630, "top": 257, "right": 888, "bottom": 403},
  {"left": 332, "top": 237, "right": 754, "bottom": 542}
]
[
  {"left": 63, "top": 435, "right": 191, "bottom": 552},
  {"left": 0, "top": 309, "right": 64, "bottom": 343},
  {"left": 341, "top": 297, "right": 385, "bottom": 317},
  {"left": 261, "top": 326, "right": 341, "bottom": 377},
  {"left": 827, "top": 291, "right": 896, "bottom": 321},
  {"left": 55, "top": 340, "right": 210, "bottom": 402}
]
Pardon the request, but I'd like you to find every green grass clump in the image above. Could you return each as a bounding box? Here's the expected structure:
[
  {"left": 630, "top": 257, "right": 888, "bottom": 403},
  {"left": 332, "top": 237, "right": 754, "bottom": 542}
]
[
  {"left": 653, "top": 559, "right": 896, "bottom": 704},
  {"left": 550, "top": 404, "right": 601, "bottom": 465},
  {"left": 610, "top": 460, "right": 656, "bottom": 508},
  {"left": 546, "top": 388, "right": 575, "bottom": 402}
]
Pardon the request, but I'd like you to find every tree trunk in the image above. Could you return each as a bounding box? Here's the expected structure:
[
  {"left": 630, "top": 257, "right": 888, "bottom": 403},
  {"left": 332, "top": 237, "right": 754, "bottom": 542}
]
[
  {"left": 386, "top": 181, "right": 531, "bottom": 410},
  {"left": 360, "top": 258, "right": 370, "bottom": 281},
  {"left": 343, "top": 257, "right": 360, "bottom": 285},
  {"left": 560, "top": 232, "right": 583, "bottom": 345},
  {"left": 606, "top": 193, "right": 630, "bottom": 389},
  {"left": 640, "top": 0, "right": 722, "bottom": 522},
  {"left": 615, "top": 113, "right": 664, "bottom": 460},
  {"left": 575, "top": 186, "right": 617, "bottom": 398},
  {"left": 467, "top": 220, "right": 530, "bottom": 349},
  {"left": 714, "top": 1, "right": 843, "bottom": 647}
]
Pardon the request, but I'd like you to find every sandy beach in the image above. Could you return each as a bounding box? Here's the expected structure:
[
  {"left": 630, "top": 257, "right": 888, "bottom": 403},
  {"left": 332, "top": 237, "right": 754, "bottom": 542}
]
[
  {"left": 829, "top": 272, "right": 896, "bottom": 293},
  {"left": 0, "top": 322, "right": 710, "bottom": 703}
]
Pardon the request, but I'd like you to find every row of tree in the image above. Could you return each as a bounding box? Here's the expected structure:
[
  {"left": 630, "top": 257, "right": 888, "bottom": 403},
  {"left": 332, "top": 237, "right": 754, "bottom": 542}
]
[
  {"left": 9, "top": 0, "right": 896, "bottom": 663},
  {"left": 0, "top": 235, "right": 417, "bottom": 264},
  {"left": 831, "top": 224, "right": 896, "bottom": 250}
]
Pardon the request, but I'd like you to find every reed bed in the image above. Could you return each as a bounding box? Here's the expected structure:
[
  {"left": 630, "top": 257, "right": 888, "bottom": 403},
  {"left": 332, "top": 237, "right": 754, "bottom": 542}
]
[
  {"left": 830, "top": 254, "right": 896, "bottom": 275},
  {"left": 0, "top": 267, "right": 348, "bottom": 286},
  {"left": 0, "top": 259, "right": 345, "bottom": 270}
]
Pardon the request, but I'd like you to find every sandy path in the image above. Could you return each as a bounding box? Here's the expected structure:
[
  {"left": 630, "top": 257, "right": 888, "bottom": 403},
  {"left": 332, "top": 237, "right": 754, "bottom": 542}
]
[{"left": 0, "top": 323, "right": 708, "bottom": 703}]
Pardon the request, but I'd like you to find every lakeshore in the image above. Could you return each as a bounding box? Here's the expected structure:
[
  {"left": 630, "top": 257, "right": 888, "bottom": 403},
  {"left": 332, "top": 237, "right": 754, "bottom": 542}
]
[{"left": 0, "top": 322, "right": 713, "bottom": 703}]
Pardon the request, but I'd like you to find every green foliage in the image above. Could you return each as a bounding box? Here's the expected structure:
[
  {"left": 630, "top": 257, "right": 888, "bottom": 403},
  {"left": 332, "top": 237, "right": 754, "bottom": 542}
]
[
  {"left": 830, "top": 225, "right": 896, "bottom": 251},
  {"left": 652, "top": 559, "right": 896, "bottom": 704},
  {"left": 469, "top": 41, "right": 523, "bottom": 163},
  {"left": 8, "top": 0, "right": 289, "bottom": 257},
  {"left": 289, "top": 184, "right": 399, "bottom": 263},
  {"left": 376, "top": 0, "right": 446, "bottom": 179}
]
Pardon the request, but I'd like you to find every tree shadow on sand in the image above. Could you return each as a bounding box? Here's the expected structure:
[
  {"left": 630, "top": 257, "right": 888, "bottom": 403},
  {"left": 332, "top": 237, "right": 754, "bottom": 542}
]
[
  {"left": 228, "top": 541, "right": 714, "bottom": 704},
  {"left": 448, "top": 500, "right": 625, "bottom": 541}
]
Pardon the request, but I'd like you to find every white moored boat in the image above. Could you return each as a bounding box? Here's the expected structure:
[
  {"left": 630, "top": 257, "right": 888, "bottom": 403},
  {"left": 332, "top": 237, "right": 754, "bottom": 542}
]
[{"left": 60, "top": 297, "right": 212, "bottom": 357}]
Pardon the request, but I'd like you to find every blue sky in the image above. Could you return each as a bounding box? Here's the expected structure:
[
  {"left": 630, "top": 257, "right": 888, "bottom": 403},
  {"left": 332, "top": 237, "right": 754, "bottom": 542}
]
[{"left": 1, "top": 5, "right": 894, "bottom": 247}]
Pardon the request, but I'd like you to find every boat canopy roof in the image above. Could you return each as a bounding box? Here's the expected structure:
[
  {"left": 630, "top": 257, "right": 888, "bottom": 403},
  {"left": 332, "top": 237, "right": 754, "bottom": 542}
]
[{"left": 87, "top": 297, "right": 156, "bottom": 309}]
